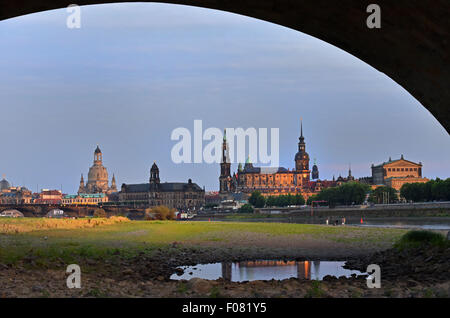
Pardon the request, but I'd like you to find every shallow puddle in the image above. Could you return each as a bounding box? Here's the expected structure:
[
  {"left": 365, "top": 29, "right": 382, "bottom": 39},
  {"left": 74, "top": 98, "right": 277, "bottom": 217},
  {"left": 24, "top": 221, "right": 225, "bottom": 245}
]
[{"left": 170, "top": 260, "right": 366, "bottom": 282}]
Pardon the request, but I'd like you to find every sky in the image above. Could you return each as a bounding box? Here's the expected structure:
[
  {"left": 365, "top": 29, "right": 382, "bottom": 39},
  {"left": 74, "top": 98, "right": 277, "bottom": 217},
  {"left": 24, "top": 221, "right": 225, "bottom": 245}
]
[{"left": 0, "top": 3, "right": 449, "bottom": 193}]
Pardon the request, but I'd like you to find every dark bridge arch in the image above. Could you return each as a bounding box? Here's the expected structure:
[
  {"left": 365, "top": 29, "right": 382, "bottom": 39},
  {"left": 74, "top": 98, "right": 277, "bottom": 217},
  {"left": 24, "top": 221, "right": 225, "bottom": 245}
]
[{"left": 1, "top": 0, "right": 449, "bottom": 133}]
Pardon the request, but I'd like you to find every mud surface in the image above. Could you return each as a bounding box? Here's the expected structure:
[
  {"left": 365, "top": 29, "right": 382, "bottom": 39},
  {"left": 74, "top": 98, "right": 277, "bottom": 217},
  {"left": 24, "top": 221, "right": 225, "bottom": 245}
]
[{"left": 1, "top": 243, "right": 449, "bottom": 298}]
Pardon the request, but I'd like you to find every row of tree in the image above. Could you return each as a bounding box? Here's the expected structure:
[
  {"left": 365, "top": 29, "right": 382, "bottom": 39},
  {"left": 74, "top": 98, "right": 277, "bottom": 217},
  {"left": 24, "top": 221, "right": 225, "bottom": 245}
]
[
  {"left": 306, "top": 182, "right": 370, "bottom": 206},
  {"left": 244, "top": 178, "right": 450, "bottom": 211},
  {"left": 400, "top": 178, "right": 450, "bottom": 202},
  {"left": 248, "top": 191, "right": 305, "bottom": 208}
]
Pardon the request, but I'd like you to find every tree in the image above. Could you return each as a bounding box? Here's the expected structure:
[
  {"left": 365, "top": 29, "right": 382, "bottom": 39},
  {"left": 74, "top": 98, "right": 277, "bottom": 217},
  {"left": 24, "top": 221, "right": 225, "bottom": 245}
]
[
  {"left": 294, "top": 193, "right": 306, "bottom": 206},
  {"left": 311, "top": 182, "right": 370, "bottom": 206},
  {"left": 401, "top": 178, "right": 450, "bottom": 202},
  {"left": 369, "top": 186, "right": 398, "bottom": 204},
  {"left": 248, "top": 191, "right": 266, "bottom": 208},
  {"left": 145, "top": 205, "right": 176, "bottom": 220},
  {"left": 238, "top": 204, "right": 254, "bottom": 213}
]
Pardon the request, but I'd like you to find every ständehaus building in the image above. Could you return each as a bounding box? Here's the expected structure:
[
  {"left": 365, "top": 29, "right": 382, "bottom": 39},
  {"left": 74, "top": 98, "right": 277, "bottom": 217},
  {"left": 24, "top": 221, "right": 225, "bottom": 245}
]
[
  {"left": 119, "top": 162, "right": 205, "bottom": 211},
  {"left": 219, "top": 121, "right": 320, "bottom": 199}
]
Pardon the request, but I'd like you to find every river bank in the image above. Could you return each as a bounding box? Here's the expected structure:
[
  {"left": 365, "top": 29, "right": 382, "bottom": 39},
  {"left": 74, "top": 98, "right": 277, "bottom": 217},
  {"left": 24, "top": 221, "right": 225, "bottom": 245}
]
[
  {"left": 0, "top": 219, "right": 448, "bottom": 297},
  {"left": 1, "top": 243, "right": 448, "bottom": 298}
]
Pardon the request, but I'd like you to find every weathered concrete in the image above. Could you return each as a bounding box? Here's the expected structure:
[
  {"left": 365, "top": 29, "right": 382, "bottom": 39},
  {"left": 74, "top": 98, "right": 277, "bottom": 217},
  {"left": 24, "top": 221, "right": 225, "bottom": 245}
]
[{"left": 0, "top": 0, "right": 449, "bottom": 133}]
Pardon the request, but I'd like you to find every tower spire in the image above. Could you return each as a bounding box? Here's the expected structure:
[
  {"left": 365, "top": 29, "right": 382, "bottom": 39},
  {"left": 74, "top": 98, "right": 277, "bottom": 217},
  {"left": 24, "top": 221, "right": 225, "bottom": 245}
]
[{"left": 301, "top": 117, "right": 303, "bottom": 138}]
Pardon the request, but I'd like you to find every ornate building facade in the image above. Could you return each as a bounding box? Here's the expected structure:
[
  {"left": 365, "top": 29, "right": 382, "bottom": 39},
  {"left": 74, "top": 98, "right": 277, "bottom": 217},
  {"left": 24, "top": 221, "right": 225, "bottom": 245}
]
[
  {"left": 78, "top": 145, "right": 117, "bottom": 195},
  {"left": 219, "top": 121, "right": 320, "bottom": 199},
  {"left": 371, "top": 155, "right": 429, "bottom": 191},
  {"left": 119, "top": 162, "right": 205, "bottom": 211},
  {"left": 62, "top": 193, "right": 108, "bottom": 205}
]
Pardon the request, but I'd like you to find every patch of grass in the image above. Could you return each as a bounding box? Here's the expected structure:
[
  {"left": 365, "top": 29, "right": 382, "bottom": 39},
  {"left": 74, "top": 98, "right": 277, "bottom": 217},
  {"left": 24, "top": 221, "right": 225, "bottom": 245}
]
[
  {"left": 209, "top": 286, "right": 222, "bottom": 298},
  {"left": 85, "top": 288, "right": 108, "bottom": 298},
  {"left": 350, "top": 288, "right": 363, "bottom": 298},
  {"left": 422, "top": 288, "right": 434, "bottom": 298},
  {"left": 304, "top": 280, "right": 326, "bottom": 298},
  {"left": 41, "top": 290, "right": 50, "bottom": 298},
  {"left": 0, "top": 216, "right": 129, "bottom": 234},
  {"left": 177, "top": 282, "right": 188, "bottom": 294},
  {"left": 0, "top": 218, "right": 407, "bottom": 267},
  {"left": 383, "top": 288, "right": 393, "bottom": 297},
  {"left": 394, "top": 230, "right": 448, "bottom": 250}
]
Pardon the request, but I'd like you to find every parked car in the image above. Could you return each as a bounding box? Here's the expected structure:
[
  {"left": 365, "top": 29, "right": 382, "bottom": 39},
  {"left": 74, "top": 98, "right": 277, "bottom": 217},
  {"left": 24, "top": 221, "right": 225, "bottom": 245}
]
[
  {"left": 46, "top": 209, "right": 67, "bottom": 218},
  {"left": 0, "top": 209, "right": 24, "bottom": 218}
]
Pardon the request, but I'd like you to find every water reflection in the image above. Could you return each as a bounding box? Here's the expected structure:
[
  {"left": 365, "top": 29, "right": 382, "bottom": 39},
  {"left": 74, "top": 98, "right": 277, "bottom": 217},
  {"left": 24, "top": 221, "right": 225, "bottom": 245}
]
[{"left": 171, "top": 260, "right": 365, "bottom": 282}]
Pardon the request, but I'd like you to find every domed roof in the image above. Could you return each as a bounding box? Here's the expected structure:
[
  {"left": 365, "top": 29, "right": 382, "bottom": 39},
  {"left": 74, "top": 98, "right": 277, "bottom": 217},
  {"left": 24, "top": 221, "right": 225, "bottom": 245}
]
[
  {"left": 94, "top": 145, "right": 102, "bottom": 154},
  {"left": 295, "top": 151, "right": 309, "bottom": 161},
  {"left": 88, "top": 164, "right": 108, "bottom": 181},
  {"left": 151, "top": 162, "right": 159, "bottom": 171},
  {"left": 312, "top": 164, "right": 318, "bottom": 171},
  {"left": 0, "top": 178, "right": 10, "bottom": 191}
]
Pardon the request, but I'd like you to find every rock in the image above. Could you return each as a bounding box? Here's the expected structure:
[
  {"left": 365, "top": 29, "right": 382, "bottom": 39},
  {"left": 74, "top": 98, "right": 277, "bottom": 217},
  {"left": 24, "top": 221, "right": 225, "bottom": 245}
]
[
  {"left": 322, "top": 275, "right": 336, "bottom": 281},
  {"left": 122, "top": 269, "right": 133, "bottom": 275},
  {"left": 32, "top": 285, "right": 44, "bottom": 292},
  {"left": 187, "top": 278, "right": 212, "bottom": 294}
]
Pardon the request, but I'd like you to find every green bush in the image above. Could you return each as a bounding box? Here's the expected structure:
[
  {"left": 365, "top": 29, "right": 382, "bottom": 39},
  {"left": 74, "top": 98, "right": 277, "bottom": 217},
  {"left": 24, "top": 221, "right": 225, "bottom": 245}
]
[
  {"left": 394, "top": 230, "right": 447, "bottom": 249},
  {"left": 238, "top": 204, "right": 254, "bottom": 213}
]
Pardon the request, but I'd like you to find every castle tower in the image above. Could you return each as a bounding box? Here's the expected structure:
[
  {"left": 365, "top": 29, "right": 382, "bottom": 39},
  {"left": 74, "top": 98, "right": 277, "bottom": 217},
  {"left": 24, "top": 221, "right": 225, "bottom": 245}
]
[
  {"left": 219, "top": 129, "right": 232, "bottom": 193},
  {"left": 294, "top": 119, "right": 310, "bottom": 184},
  {"left": 150, "top": 161, "right": 160, "bottom": 191},
  {"left": 312, "top": 158, "right": 319, "bottom": 180}
]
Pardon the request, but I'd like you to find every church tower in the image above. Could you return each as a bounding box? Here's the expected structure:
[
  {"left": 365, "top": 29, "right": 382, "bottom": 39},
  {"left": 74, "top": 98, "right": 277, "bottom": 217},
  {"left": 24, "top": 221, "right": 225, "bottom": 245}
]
[
  {"left": 219, "top": 129, "right": 232, "bottom": 193},
  {"left": 294, "top": 119, "right": 311, "bottom": 184},
  {"left": 78, "top": 174, "right": 85, "bottom": 194},
  {"left": 110, "top": 174, "right": 117, "bottom": 192},
  {"left": 149, "top": 162, "right": 160, "bottom": 191},
  {"left": 94, "top": 145, "right": 102, "bottom": 165},
  {"left": 347, "top": 163, "right": 355, "bottom": 181}
]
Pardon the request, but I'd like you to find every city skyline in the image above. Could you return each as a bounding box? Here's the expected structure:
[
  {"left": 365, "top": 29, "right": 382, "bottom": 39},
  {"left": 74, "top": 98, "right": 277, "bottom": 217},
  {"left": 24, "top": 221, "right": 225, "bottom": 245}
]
[{"left": 1, "top": 3, "right": 449, "bottom": 193}]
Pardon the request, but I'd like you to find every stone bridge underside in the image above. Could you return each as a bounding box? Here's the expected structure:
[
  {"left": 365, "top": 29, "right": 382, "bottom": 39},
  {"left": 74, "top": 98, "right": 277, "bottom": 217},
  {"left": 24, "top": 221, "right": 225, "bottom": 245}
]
[{"left": 1, "top": 0, "right": 449, "bottom": 133}]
